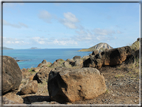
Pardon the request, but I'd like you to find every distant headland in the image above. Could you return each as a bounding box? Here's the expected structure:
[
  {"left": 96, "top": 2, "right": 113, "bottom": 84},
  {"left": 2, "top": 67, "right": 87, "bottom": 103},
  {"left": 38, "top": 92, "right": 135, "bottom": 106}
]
[{"left": 2, "top": 47, "right": 13, "bottom": 50}]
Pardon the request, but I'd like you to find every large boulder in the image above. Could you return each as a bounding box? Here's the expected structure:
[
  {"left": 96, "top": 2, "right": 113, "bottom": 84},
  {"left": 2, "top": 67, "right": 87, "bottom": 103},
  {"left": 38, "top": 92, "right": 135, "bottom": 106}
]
[
  {"left": 2, "top": 56, "right": 22, "bottom": 94},
  {"left": 20, "top": 80, "right": 38, "bottom": 95},
  {"left": 101, "top": 46, "right": 132, "bottom": 66},
  {"left": 48, "top": 68, "right": 106, "bottom": 103}
]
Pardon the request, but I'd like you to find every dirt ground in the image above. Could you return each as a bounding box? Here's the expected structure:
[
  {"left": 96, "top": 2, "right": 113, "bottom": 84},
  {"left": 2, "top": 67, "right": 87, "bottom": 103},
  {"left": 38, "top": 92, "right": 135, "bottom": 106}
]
[{"left": 19, "top": 62, "right": 140, "bottom": 106}]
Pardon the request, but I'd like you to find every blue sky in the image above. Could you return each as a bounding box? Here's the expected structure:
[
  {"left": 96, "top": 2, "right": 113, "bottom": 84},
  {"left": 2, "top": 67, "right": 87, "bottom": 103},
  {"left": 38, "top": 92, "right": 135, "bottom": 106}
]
[{"left": 3, "top": 2, "right": 140, "bottom": 49}]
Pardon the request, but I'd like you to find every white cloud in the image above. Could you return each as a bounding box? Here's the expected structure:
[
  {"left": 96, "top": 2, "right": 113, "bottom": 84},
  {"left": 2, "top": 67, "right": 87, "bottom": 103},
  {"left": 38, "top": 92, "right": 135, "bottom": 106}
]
[
  {"left": 53, "top": 39, "right": 78, "bottom": 46},
  {"left": 3, "top": 37, "right": 28, "bottom": 45},
  {"left": 30, "top": 36, "right": 78, "bottom": 46},
  {"left": 38, "top": 10, "right": 52, "bottom": 23},
  {"left": 62, "top": 21, "right": 77, "bottom": 29},
  {"left": 31, "top": 37, "right": 48, "bottom": 44},
  {"left": 64, "top": 12, "right": 78, "bottom": 23},
  {"left": 74, "top": 28, "right": 121, "bottom": 42},
  {"left": 93, "top": 28, "right": 115, "bottom": 36},
  {"left": 3, "top": 20, "right": 28, "bottom": 28},
  {"left": 75, "top": 29, "right": 94, "bottom": 41},
  {"left": 60, "top": 12, "right": 79, "bottom": 29}
]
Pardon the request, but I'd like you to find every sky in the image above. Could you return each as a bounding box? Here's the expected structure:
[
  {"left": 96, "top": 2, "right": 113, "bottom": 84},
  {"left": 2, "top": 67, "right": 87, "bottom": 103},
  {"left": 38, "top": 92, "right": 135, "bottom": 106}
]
[{"left": 2, "top": 2, "right": 140, "bottom": 49}]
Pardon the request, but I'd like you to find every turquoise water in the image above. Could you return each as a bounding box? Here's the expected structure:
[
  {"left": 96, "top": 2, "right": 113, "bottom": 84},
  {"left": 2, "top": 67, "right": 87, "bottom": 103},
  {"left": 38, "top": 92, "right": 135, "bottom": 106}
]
[{"left": 3, "top": 49, "right": 91, "bottom": 69}]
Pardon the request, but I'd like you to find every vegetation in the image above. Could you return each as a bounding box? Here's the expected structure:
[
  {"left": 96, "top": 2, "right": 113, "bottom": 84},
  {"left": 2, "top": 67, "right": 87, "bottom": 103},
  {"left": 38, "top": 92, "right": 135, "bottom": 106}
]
[
  {"left": 130, "top": 40, "right": 139, "bottom": 51},
  {"left": 78, "top": 48, "right": 96, "bottom": 52},
  {"left": 115, "top": 74, "right": 124, "bottom": 78}
]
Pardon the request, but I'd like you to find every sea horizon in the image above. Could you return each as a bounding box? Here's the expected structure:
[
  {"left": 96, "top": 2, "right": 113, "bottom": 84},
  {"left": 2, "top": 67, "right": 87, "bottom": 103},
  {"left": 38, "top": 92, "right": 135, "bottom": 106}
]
[{"left": 3, "top": 48, "right": 92, "bottom": 69}]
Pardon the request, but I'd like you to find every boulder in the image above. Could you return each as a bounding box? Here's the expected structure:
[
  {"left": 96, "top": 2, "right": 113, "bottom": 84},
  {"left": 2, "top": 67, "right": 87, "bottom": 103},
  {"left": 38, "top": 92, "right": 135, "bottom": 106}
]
[
  {"left": 73, "top": 56, "right": 81, "bottom": 60},
  {"left": 50, "top": 59, "right": 65, "bottom": 68},
  {"left": 3, "top": 92, "right": 23, "bottom": 104},
  {"left": 38, "top": 60, "right": 52, "bottom": 68},
  {"left": 48, "top": 68, "right": 106, "bottom": 103},
  {"left": 2, "top": 56, "right": 22, "bottom": 94},
  {"left": 33, "top": 67, "right": 40, "bottom": 72},
  {"left": 124, "top": 55, "right": 134, "bottom": 64},
  {"left": 82, "top": 55, "right": 90, "bottom": 61},
  {"left": 95, "top": 59, "right": 103, "bottom": 69},
  {"left": 83, "top": 58, "right": 92, "bottom": 67},
  {"left": 20, "top": 80, "right": 38, "bottom": 95},
  {"left": 101, "top": 46, "right": 132, "bottom": 66},
  {"left": 92, "top": 50, "right": 99, "bottom": 55},
  {"left": 42, "top": 59, "right": 47, "bottom": 64},
  {"left": 83, "top": 55, "right": 96, "bottom": 68},
  {"left": 66, "top": 59, "right": 75, "bottom": 66},
  {"left": 63, "top": 61, "right": 72, "bottom": 68},
  {"left": 74, "top": 59, "right": 83, "bottom": 67},
  {"left": 33, "top": 68, "right": 52, "bottom": 83}
]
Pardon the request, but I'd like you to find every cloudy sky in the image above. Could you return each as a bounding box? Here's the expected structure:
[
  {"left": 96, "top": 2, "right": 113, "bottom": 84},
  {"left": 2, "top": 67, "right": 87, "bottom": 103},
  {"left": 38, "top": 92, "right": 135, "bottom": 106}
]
[{"left": 3, "top": 2, "right": 139, "bottom": 49}]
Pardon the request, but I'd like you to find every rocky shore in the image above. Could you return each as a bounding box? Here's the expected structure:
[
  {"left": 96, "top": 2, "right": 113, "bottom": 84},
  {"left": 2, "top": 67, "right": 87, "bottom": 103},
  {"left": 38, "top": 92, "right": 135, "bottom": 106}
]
[{"left": 1, "top": 38, "right": 141, "bottom": 106}]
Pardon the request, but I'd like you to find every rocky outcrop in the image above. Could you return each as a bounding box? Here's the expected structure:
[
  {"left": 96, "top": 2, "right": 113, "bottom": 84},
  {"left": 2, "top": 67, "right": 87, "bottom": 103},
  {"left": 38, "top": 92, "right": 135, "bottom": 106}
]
[
  {"left": 20, "top": 80, "right": 38, "bottom": 95},
  {"left": 48, "top": 68, "right": 106, "bottom": 103},
  {"left": 83, "top": 46, "right": 133, "bottom": 69},
  {"left": 3, "top": 92, "right": 23, "bottom": 104},
  {"left": 2, "top": 56, "right": 22, "bottom": 94}
]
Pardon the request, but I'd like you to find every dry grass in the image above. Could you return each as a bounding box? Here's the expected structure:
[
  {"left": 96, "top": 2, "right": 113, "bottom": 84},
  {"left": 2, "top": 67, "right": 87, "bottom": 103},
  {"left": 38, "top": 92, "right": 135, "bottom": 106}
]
[{"left": 115, "top": 74, "right": 125, "bottom": 78}]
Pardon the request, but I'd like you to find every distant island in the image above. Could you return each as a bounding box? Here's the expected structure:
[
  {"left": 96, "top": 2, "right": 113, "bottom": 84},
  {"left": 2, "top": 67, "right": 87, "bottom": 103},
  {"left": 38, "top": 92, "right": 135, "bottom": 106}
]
[
  {"left": 78, "top": 43, "right": 113, "bottom": 52},
  {"left": 2, "top": 47, "right": 13, "bottom": 50},
  {"left": 30, "top": 47, "right": 41, "bottom": 49}
]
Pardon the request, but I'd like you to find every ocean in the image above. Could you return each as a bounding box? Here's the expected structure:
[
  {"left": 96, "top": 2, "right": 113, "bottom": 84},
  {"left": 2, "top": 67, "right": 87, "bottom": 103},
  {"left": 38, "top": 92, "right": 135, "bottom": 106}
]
[{"left": 3, "top": 49, "right": 91, "bottom": 69}]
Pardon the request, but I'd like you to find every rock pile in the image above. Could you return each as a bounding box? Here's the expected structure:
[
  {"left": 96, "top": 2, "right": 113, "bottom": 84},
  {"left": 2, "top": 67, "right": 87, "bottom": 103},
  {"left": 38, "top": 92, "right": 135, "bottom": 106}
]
[{"left": 83, "top": 46, "right": 134, "bottom": 69}]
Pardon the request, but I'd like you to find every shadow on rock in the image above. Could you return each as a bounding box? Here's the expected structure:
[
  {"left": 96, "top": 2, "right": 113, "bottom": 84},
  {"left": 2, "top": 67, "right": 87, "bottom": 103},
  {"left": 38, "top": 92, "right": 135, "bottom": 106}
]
[{"left": 23, "top": 95, "right": 50, "bottom": 104}]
